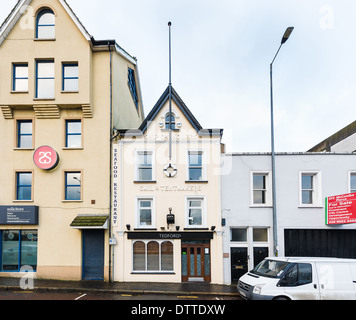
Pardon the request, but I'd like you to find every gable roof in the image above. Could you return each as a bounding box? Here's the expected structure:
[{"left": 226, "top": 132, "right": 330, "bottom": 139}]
[
  {"left": 0, "top": 0, "right": 137, "bottom": 64},
  {"left": 139, "top": 86, "right": 203, "bottom": 133},
  {"left": 118, "top": 86, "right": 223, "bottom": 138}
]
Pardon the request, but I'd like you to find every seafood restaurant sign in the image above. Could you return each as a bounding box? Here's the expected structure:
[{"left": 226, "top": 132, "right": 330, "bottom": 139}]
[{"left": 326, "top": 193, "right": 356, "bottom": 225}]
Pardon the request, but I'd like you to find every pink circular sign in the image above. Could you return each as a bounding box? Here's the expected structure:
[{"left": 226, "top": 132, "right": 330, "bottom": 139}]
[{"left": 33, "top": 146, "right": 59, "bottom": 171}]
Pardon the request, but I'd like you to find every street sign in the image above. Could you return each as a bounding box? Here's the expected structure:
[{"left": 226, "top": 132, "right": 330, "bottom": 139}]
[{"left": 326, "top": 193, "right": 356, "bottom": 225}]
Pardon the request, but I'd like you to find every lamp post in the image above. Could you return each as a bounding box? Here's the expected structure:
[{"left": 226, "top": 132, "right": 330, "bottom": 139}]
[{"left": 270, "top": 27, "right": 294, "bottom": 257}]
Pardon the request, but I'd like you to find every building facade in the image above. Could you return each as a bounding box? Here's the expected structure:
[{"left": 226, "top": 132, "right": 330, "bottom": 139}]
[
  {"left": 222, "top": 152, "right": 356, "bottom": 284},
  {"left": 112, "top": 87, "right": 224, "bottom": 284},
  {"left": 0, "top": 0, "right": 143, "bottom": 281}
]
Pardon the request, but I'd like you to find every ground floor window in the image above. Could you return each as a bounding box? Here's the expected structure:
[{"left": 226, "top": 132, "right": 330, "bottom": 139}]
[
  {"left": 0, "top": 230, "right": 38, "bottom": 272},
  {"left": 133, "top": 240, "right": 173, "bottom": 272}
]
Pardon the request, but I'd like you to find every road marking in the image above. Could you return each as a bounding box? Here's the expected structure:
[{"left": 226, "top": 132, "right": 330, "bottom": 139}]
[
  {"left": 121, "top": 294, "right": 133, "bottom": 297},
  {"left": 13, "top": 291, "right": 33, "bottom": 294},
  {"left": 177, "top": 296, "right": 199, "bottom": 299},
  {"left": 75, "top": 293, "right": 87, "bottom": 300}
]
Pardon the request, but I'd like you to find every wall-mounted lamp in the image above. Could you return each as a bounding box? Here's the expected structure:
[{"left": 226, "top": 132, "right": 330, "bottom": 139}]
[
  {"left": 126, "top": 224, "right": 131, "bottom": 231},
  {"left": 211, "top": 226, "right": 216, "bottom": 231},
  {"left": 176, "top": 226, "right": 180, "bottom": 231},
  {"left": 167, "top": 207, "right": 175, "bottom": 225}
]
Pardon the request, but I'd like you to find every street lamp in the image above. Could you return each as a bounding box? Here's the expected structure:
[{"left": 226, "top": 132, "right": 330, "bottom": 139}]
[{"left": 270, "top": 27, "right": 294, "bottom": 257}]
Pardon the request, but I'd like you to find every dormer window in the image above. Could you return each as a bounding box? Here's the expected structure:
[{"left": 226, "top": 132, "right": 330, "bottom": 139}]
[
  {"left": 36, "top": 9, "right": 55, "bottom": 39},
  {"left": 165, "top": 113, "right": 176, "bottom": 130}
]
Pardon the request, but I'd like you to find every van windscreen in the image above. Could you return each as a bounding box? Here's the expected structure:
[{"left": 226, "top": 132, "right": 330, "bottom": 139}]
[{"left": 251, "top": 259, "right": 290, "bottom": 278}]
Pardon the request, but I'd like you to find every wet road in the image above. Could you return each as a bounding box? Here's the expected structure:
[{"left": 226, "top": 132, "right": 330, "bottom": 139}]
[{"left": 0, "top": 290, "right": 241, "bottom": 301}]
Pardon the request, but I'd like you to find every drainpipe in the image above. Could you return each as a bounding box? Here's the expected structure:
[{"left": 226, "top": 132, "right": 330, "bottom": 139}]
[{"left": 108, "top": 42, "right": 113, "bottom": 282}]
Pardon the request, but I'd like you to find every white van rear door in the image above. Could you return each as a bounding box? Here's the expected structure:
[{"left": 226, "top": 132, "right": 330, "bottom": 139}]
[{"left": 316, "top": 262, "right": 356, "bottom": 300}]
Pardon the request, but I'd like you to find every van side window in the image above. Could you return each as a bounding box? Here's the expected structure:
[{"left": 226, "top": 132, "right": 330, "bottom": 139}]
[{"left": 279, "top": 263, "right": 312, "bottom": 287}]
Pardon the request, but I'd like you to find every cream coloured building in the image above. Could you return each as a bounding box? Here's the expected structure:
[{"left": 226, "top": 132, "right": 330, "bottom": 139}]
[
  {"left": 0, "top": 0, "right": 143, "bottom": 281},
  {"left": 112, "top": 87, "right": 224, "bottom": 284}
]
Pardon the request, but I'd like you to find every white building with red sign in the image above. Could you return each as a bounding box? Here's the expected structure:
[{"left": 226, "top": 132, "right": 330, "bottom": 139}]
[{"left": 221, "top": 152, "right": 356, "bottom": 285}]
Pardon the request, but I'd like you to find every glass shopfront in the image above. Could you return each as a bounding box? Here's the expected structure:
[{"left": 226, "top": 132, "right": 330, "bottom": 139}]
[{"left": 0, "top": 230, "right": 38, "bottom": 272}]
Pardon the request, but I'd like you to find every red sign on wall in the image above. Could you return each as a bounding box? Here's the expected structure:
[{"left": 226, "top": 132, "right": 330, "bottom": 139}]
[
  {"left": 33, "top": 146, "right": 59, "bottom": 171},
  {"left": 326, "top": 193, "right": 356, "bottom": 225}
]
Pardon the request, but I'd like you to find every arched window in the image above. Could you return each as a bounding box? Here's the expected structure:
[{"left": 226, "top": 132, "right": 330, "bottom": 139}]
[
  {"left": 133, "top": 241, "right": 145, "bottom": 271},
  {"left": 36, "top": 9, "right": 55, "bottom": 39},
  {"left": 165, "top": 113, "right": 176, "bottom": 130}
]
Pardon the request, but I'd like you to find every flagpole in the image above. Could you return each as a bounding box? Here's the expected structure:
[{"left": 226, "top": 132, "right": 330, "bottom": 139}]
[{"left": 168, "top": 21, "right": 172, "bottom": 162}]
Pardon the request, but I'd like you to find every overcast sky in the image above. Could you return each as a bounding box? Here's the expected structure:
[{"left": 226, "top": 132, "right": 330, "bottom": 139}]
[{"left": 2, "top": 0, "right": 355, "bottom": 152}]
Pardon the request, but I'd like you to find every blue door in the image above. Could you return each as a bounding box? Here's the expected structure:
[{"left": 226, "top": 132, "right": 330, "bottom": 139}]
[{"left": 82, "top": 230, "right": 104, "bottom": 280}]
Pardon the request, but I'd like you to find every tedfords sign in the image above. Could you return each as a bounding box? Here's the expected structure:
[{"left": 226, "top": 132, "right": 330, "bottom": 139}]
[
  {"left": 326, "top": 193, "right": 356, "bottom": 225},
  {"left": 0, "top": 206, "right": 39, "bottom": 225}
]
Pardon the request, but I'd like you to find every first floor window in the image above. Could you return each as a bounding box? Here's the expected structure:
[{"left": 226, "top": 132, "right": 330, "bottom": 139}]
[
  {"left": 17, "top": 120, "right": 33, "bottom": 148},
  {"left": 133, "top": 241, "right": 173, "bottom": 272},
  {"left": 1, "top": 230, "right": 38, "bottom": 271},
  {"left": 253, "top": 173, "right": 267, "bottom": 204},
  {"left": 65, "top": 119, "right": 82, "bottom": 148},
  {"left": 187, "top": 198, "right": 204, "bottom": 227},
  {"left": 137, "top": 199, "right": 153, "bottom": 227},
  {"left": 301, "top": 173, "right": 315, "bottom": 204},
  {"left": 65, "top": 172, "right": 81, "bottom": 200},
  {"left": 128, "top": 68, "right": 139, "bottom": 110},
  {"left": 16, "top": 172, "right": 32, "bottom": 201}
]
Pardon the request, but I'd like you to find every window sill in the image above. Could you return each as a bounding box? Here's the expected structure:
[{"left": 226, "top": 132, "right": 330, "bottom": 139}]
[
  {"left": 11, "top": 91, "right": 28, "bottom": 94},
  {"left": 298, "top": 205, "right": 323, "bottom": 209},
  {"left": 62, "top": 200, "right": 83, "bottom": 203},
  {"left": 249, "top": 204, "right": 272, "bottom": 208},
  {"left": 13, "top": 200, "right": 34, "bottom": 203},
  {"left": 13, "top": 148, "right": 35, "bottom": 151},
  {"left": 183, "top": 228, "right": 209, "bottom": 230},
  {"left": 33, "top": 98, "right": 55, "bottom": 101},
  {"left": 61, "top": 91, "right": 79, "bottom": 94},
  {"left": 62, "top": 147, "right": 83, "bottom": 150},
  {"left": 185, "top": 180, "right": 208, "bottom": 183},
  {"left": 134, "top": 180, "right": 157, "bottom": 184},
  {"left": 34, "top": 38, "right": 56, "bottom": 41},
  {"left": 133, "top": 228, "right": 157, "bottom": 231},
  {"left": 131, "top": 272, "right": 175, "bottom": 275}
]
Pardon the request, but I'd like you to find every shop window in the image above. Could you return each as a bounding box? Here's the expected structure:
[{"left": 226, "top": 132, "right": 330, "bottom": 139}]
[
  {"left": 16, "top": 172, "right": 32, "bottom": 201},
  {"left": 36, "top": 9, "right": 55, "bottom": 39},
  {"left": 132, "top": 240, "right": 173, "bottom": 272},
  {"left": 17, "top": 120, "right": 33, "bottom": 148},
  {"left": 13, "top": 64, "right": 28, "bottom": 92},
  {"left": 0, "top": 230, "right": 38, "bottom": 272}
]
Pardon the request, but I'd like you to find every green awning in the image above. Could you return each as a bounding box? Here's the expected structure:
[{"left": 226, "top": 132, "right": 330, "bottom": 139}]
[{"left": 70, "top": 215, "right": 109, "bottom": 229}]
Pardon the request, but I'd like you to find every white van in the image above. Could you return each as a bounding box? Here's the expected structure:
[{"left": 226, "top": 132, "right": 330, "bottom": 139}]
[{"left": 238, "top": 257, "right": 356, "bottom": 300}]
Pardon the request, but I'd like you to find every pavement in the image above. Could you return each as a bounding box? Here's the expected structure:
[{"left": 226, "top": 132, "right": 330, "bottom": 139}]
[{"left": 0, "top": 276, "right": 239, "bottom": 297}]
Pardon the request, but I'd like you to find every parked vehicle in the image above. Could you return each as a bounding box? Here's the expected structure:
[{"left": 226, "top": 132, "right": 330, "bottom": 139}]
[{"left": 238, "top": 257, "right": 356, "bottom": 300}]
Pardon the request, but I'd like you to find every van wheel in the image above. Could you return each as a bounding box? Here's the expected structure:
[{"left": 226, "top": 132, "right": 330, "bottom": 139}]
[{"left": 273, "top": 296, "right": 289, "bottom": 300}]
